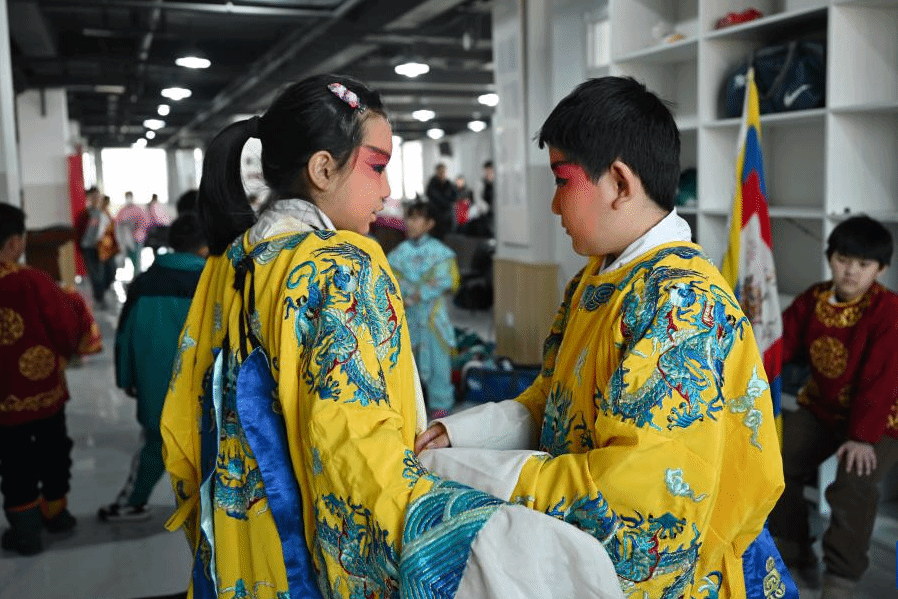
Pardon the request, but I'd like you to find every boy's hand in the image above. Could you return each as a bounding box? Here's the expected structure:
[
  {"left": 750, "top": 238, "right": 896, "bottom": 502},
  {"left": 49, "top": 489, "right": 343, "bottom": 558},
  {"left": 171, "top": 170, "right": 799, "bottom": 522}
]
[
  {"left": 836, "top": 440, "right": 877, "bottom": 476},
  {"left": 414, "top": 423, "right": 450, "bottom": 453}
]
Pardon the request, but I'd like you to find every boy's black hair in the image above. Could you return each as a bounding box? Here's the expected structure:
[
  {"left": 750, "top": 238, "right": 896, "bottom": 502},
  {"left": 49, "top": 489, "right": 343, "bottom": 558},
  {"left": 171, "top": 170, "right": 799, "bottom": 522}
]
[
  {"left": 0, "top": 203, "right": 25, "bottom": 247},
  {"left": 483, "top": 160, "right": 493, "bottom": 169},
  {"left": 168, "top": 212, "right": 208, "bottom": 254},
  {"left": 537, "top": 76, "right": 680, "bottom": 212},
  {"left": 405, "top": 200, "right": 436, "bottom": 221},
  {"left": 826, "top": 215, "right": 893, "bottom": 266}
]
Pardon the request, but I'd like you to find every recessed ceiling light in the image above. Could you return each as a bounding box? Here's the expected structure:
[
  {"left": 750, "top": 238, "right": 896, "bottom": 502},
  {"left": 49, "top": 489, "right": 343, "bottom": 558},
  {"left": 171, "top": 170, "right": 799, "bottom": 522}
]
[
  {"left": 175, "top": 56, "right": 211, "bottom": 69},
  {"left": 143, "top": 119, "right": 166, "bottom": 130},
  {"left": 157, "top": 104, "right": 170, "bottom": 116},
  {"left": 145, "top": 131, "right": 156, "bottom": 140},
  {"left": 477, "top": 93, "right": 499, "bottom": 107},
  {"left": 133, "top": 138, "right": 148, "bottom": 148},
  {"left": 413, "top": 109, "right": 435, "bottom": 122},
  {"left": 394, "top": 61, "right": 430, "bottom": 78},
  {"left": 161, "top": 87, "right": 192, "bottom": 101},
  {"left": 426, "top": 128, "right": 445, "bottom": 140},
  {"left": 467, "top": 120, "right": 487, "bottom": 132}
]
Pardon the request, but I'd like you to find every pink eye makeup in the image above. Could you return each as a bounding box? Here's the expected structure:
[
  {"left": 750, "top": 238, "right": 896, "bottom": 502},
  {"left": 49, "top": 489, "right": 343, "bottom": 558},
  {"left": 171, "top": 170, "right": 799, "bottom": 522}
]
[
  {"left": 551, "top": 162, "right": 591, "bottom": 191},
  {"left": 357, "top": 147, "right": 390, "bottom": 177}
]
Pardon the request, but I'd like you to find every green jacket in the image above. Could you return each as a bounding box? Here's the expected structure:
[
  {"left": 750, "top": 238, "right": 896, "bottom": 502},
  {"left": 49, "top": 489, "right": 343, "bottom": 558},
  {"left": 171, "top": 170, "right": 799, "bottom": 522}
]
[{"left": 115, "top": 252, "right": 205, "bottom": 430}]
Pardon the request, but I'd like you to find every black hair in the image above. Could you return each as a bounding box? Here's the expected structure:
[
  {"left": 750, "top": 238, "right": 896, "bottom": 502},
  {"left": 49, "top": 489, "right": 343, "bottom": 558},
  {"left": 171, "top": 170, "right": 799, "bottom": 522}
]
[
  {"left": 0, "top": 203, "right": 25, "bottom": 247},
  {"left": 483, "top": 160, "right": 493, "bottom": 169},
  {"left": 168, "top": 212, "right": 208, "bottom": 254},
  {"left": 176, "top": 190, "right": 198, "bottom": 215},
  {"left": 826, "top": 215, "right": 893, "bottom": 267},
  {"left": 85, "top": 186, "right": 99, "bottom": 195},
  {"left": 537, "top": 76, "right": 680, "bottom": 211},
  {"left": 198, "top": 74, "right": 387, "bottom": 255},
  {"left": 405, "top": 200, "right": 436, "bottom": 221}
]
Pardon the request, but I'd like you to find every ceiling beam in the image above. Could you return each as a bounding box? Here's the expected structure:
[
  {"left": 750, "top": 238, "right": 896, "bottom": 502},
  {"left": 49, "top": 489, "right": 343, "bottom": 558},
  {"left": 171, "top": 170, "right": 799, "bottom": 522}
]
[
  {"left": 37, "top": 0, "right": 335, "bottom": 19},
  {"left": 362, "top": 33, "right": 492, "bottom": 51},
  {"left": 364, "top": 80, "right": 494, "bottom": 93}
]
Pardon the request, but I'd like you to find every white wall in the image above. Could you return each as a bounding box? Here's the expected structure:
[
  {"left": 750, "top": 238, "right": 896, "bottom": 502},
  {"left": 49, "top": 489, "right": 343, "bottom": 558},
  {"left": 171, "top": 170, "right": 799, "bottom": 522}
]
[
  {"left": 16, "top": 88, "right": 71, "bottom": 228},
  {"left": 167, "top": 148, "right": 200, "bottom": 206}
]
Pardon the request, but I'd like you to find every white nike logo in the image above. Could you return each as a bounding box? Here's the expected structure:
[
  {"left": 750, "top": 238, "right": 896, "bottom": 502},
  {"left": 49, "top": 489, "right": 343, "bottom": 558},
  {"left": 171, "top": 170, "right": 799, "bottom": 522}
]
[{"left": 783, "top": 84, "right": 812, "bottom": 107}]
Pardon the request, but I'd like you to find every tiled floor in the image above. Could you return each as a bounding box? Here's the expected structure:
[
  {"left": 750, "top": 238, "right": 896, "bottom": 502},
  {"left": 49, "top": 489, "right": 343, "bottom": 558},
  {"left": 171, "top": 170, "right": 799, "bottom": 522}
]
[{"left": 2, "top": 292, "right": 895, "bottom": 598}]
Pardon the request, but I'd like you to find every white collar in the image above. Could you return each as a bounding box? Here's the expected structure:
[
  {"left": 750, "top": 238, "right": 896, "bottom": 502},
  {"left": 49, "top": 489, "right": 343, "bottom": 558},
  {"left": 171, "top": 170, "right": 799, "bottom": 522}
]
[
  {"left": 247, "top": 198, "right": 335, "bottom": 245},
  {"left": 599, "top": 208, "right": 693, "bottom": 274}
]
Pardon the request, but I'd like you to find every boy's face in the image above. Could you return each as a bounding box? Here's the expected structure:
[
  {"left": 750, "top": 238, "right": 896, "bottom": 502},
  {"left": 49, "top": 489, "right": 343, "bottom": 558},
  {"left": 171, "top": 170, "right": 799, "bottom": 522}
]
[
  {"left": 549, "top": 147, "right": 619, "bottom": 257},
  {"left": 828, "top": 252, "right": 885, "bottom": 302},
  {"left": 404, "top": 213, "right": 433, "bottom": 240}
]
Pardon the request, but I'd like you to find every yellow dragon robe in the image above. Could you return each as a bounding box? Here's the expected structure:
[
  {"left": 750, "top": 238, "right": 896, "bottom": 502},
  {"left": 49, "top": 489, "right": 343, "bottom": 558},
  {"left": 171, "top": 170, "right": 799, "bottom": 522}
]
[
  {"left": 161, "top": 228, "right": 623, "bottom": 599},
  {"left": 428, "top": 242, "right": 796, "bottom": 599}
]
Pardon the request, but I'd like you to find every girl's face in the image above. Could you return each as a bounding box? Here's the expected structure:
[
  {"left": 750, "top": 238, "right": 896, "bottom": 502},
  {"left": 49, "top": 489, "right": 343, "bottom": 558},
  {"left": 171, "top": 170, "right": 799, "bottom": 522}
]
[
  {"left": 828, "top": 251, "right": 884, "bottom": 302},
  {"left": 320, "top": 115, "right": 393, "bottom": 234}
]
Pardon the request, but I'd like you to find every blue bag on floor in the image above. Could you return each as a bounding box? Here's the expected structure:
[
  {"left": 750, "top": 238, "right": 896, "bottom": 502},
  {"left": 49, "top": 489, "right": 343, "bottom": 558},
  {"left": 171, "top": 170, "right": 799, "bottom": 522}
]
[{"left": 459, "top": 358, "right": 540, "bottom": 403}]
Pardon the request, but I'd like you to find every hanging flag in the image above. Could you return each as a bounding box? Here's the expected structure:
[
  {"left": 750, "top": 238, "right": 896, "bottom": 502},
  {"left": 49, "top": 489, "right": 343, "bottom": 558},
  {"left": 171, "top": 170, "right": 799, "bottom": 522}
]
[{"left": 721, "top": 67, "right": 784, "bottom": 441}]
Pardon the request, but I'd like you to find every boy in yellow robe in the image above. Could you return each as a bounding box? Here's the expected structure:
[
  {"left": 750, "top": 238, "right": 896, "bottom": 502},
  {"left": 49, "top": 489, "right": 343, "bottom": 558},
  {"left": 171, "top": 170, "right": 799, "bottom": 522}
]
[{"left": 416, "top": 77, "right": 796, "bottom": 599}]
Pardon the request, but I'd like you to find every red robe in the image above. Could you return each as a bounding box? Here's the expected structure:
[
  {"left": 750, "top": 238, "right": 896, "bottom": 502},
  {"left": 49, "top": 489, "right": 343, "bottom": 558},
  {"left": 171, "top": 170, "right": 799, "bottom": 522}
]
[
  {"left": 782, "top": 281, "right": 898, "bottom": 443},
  {"left": 0, "top": 261, "right": 102, "bottom": 427}
]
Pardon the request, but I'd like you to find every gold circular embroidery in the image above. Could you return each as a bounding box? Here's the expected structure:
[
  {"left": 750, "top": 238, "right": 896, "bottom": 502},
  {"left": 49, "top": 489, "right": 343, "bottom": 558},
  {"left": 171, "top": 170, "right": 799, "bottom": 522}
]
[
  {"left": 18, "top": 345, "right": 56, "bottom": 381},
  {"left": 0, "top": 308, "right": 24, "bottom": 346},
  {"left": 814, "top": 285, "right": 875, "bottom": 328},
  {"left": 809, "top": 336, "right": 848, "bottom": 379},
  {"left": 887, "top": 402, "right": 898, "bottom": 433},
  {"left": 836, "top": 385, "right": 853, "bottom": 407}
]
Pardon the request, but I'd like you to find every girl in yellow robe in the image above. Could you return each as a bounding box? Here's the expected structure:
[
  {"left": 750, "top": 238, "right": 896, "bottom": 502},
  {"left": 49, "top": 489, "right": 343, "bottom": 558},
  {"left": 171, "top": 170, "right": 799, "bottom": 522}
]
[{"left": 161, "top": 75, "right": 624, "bottom": 599}]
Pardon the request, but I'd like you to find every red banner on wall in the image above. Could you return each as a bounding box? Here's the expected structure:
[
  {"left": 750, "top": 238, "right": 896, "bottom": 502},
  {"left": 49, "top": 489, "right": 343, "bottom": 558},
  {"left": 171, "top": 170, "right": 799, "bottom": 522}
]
[{"left": 68, "top": 153, "right": 86, "bottom": 276}]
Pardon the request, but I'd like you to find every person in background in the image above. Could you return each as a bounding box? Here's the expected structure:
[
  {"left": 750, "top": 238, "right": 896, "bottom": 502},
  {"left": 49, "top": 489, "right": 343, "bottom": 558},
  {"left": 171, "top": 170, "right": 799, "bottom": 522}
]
[
  {"left": 424, "top": 162, "right": 456, "bottom": 239},
  {"left": 161, "top": 73, "right": 624, "bottom": 599},
  {"left": 175, "top": 189, "right": 198, "bottom": 215},
  {"left": 145, "top": 193, "right": 173, "bottom": 258},
  {"left": 769, "top": 216, "right": 898, "bottom": 598},
  {"left": 98, "top": 213, "right": 208, "bottom": 522},
  {"left": 115, "top": 191, "right": 149, "bottom": 276},
  {"left": 78, "top": 187, "right": 109, "bottom": 307},
  {"left": 453, "top": 175, "right": 474, "bottom": 228},
  {"left": 415, "top": 76, "right": 796, "bottom": 599},
  {"left": 0, "top": 203, "right": 102, "bottom": 555},
  {"left": 96, "top": 195, "right": 119, "bottom": 304},
  {"left": 388, "top": 200, "right": 459, "bottom": 419},
  {"left": 459, "top": 160, "right": 494, "bottom": 238}
]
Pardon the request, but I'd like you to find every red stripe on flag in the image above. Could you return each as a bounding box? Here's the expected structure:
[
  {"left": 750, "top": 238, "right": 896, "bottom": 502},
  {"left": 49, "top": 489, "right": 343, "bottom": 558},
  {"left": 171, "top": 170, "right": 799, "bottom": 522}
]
[
  {"left": 763, "top": 336, "right": 783, "bottom": 383},
  {"left": 740, "top": 171, "right": 773, "bottom": 246}
]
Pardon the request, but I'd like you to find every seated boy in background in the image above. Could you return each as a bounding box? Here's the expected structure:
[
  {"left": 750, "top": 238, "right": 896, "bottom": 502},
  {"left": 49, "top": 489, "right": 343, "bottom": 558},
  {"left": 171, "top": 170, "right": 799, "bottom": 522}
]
[
  {"left": 0, "top": 203, "right": 101, "bottom": 555},
  {"left": 388, "top": 200, "right": 459, "bottom": 418},
  {"left": 98, "top": 213, "right": 208, "bottom": 521},
  {"left": 769, "top": 215, "right": 898, "bottom": 598},
  {"left": 415, "top": 77, "right": 796, "bottom": 598}
]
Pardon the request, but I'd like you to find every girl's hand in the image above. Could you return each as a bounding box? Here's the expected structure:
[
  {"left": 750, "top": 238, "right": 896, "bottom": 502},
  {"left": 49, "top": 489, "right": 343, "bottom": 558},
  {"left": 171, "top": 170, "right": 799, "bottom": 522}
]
[{"left": 414, "top": 423, "right": 450, "bottom": 453}]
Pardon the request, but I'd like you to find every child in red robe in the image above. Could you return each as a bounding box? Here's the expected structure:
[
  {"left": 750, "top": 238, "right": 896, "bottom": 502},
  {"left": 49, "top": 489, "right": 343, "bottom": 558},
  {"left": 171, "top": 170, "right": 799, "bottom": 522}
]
[
  {"left": 0, "top": 203, "right": 102, "bottom": 555},
  {"left": 770, "top": 215, "right": 898, "bottom": 598}
]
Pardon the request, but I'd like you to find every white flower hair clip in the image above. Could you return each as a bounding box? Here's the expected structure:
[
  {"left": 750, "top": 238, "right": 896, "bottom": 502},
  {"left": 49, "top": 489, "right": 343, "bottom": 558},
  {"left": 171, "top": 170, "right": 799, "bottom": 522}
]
[{"left": 327, "top": 82, "right": 367, "bottom": 113}]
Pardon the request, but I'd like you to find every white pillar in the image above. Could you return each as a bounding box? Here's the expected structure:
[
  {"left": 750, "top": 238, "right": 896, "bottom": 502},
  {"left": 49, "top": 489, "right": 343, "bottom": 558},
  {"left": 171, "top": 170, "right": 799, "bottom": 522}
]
[
  {"left": 166, "top": 148, "right": 198, "bottom": 207},
  {"left": 0, "top": 0, "right": 22, "bottom": 207},
  {"left": 16, "top": 88, "right": 71, "bottom": 228}
]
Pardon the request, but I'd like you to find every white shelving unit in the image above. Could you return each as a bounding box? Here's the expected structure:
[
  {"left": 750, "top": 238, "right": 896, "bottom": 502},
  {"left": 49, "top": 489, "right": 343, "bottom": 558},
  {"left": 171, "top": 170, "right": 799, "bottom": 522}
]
[{"left": 603, "top": 0, "right": 898, "bottom": 300}]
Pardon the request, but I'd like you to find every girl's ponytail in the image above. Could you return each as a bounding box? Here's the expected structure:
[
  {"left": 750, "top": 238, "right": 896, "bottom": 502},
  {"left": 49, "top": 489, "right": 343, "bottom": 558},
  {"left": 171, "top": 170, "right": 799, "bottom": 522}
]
[{"left": 198, "top": 117, "right": 259, "bottom": 255}]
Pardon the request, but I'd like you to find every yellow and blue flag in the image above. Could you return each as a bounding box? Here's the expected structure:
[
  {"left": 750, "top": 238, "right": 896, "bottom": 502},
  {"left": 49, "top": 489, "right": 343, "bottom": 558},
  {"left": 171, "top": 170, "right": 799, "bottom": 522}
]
[{"left": 721, "top": 67, "right": 784, "bottom": 441}]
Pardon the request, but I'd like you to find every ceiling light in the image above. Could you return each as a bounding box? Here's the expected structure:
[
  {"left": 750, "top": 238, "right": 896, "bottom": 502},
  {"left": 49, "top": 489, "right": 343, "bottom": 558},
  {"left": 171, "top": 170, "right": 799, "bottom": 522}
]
[
  {"left": 161, "top": 87, "right": 192, "bottom": 101},
  {"left": 426, "top": 128, "right": 445, "bottom": 140},
  {"left": 413, "top": 109, "right": 435, "bottom": 122},
  {"left": 133, "top": 138, "right": 148, "bottom": 149},
  {"left": 477, "top": 93, "right": 499, "bottom": 107},
  {"left": 175, "top": 56, "right": 211, "bottom": 69},
  {"left": 143, "top": 119, "right": 166, "bottom": 130},
  {"left": 467, "top": 120, "right": 487, "bottom": 132},
  {"left": 394, "top": 61, "right": 430, "bottom": 78},
  {"left": 157, "top": 104, "right": 170, "bottom": 116},
  {"left": 145, "top": 130, "right": 156, "bottom": 140}
]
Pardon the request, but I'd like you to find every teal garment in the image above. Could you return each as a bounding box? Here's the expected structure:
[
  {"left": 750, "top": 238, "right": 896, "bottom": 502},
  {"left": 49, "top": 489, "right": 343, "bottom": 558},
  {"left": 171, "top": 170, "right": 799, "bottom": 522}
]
[
  {"left": 388, "top": 235, "right": 459, "bottom": 410},
  {"left": 114, "top": 252, "right": 205, "bottom": 505}
]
